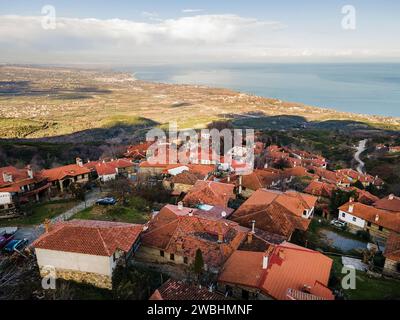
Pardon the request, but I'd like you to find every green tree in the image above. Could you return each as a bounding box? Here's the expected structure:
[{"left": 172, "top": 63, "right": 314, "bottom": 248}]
[
  {"left": 329, "top": 189, "right": 357, "bottom": 213},
  {"left": 193, "top": 249, "right": 204, "bottom": 277},
  {"left": 352, "top": 180, "right": 364, "bottom": 190},
  {"left": 69, "top": 183, "right": 86, "bottom": 202}
]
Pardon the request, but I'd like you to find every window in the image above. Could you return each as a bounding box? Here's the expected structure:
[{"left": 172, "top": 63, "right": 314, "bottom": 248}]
[
  {"left": 378, "top": 226, "right": 383, "bottom": 231},
  {"left": 367, "top": 222, "right": 371, "bottom": 227},
  {"left": 242, "top": 289, "right": 249, "bottom": 300},
  {"left": 342, "top": 212, "right": 345, "bottom": 218},
  {"left": 352, "top": 217, "right": 357, "bottom": 222},
  {"left": 170, "top": 253, "right": 175, "bottom": 261},
  {"left": 184, "top": 257, "right": 188, "bottom": 264},
  {"left": 303, "top": 210, "right": 308, "bottom": 217},
  {"left": 160, "top": 250, "right": 164, "bottom": 257}
]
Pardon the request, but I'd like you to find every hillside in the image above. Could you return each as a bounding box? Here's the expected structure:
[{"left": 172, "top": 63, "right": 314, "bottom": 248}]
[{"left": 0, "top": 65, "right": 399, "bottom": 144}]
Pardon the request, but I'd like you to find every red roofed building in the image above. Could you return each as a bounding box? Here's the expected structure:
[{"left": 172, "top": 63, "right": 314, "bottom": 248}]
[
  {"left": 32, "top": 219, "right": 143, "bottom": 289},
  {"left": 374, "top": 194, "right": 400, "bottom": 213},
  {"left": 304, "top": 180, "right": 337, "bottom": 199},
  {"left": 124, "top": 141, "right": 152, "bottom": 160},
  {"left": 149, "top": 279, "right": 226, "bottom": 300},
  {"left": 136, "top": 204, "right": 248, "bottom": 273},
  {"left": 183, "top": 180, "right": 235, "bottom": 208},
  {"left": 218, "top": 242, "right": 334, "bottom": 300},
  {"left": 84, "top": 158, "right": 134, "bottom": 182},
  {"left": 338, "top": 200, "right": 400, "bottom": 240},
  {"left": 231, "top": 189, "right": 317, "bottom": 240},
  {"left": 383, "top": 232, "right": 400, "bottom": 278},
  {"left": 237, "top": 169, "right": 282, "bottom": 197},
  {"left": 40, "top": 158, "right": 91, "bottom": 193},
  {"left": 0, "top": 165, "right": 51, "bottom": 218}
]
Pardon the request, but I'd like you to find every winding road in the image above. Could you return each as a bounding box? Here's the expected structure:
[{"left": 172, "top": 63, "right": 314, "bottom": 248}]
[{"left": 354, "top": 139, "right": 368, "bottom": 174}]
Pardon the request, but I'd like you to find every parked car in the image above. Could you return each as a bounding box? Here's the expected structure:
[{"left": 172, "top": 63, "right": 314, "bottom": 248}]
[
  {"left": 0, "top": 233, "right": 15, "bottom": 250},
  {"left": 96, "top": 197, "right": 117, "bottom": 206},
  {"left": 330, "top": 219, "right": 347, "bottom": 229},
  {"left": 3, "top": 238, "right": 29, "bottom": 253}
]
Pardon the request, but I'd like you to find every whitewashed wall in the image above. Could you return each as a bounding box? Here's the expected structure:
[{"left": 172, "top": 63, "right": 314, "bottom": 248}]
[
  {"left": 339, "top": 210, "right": 365, "bottom": 228},
  {"left": 35, "top": 248, "right": 113, "bottom": 276}
]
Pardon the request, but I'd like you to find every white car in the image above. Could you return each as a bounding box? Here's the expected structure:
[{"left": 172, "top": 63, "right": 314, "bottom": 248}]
[{"left": 330, "top": 219, "right": 347, "bottom": 228}]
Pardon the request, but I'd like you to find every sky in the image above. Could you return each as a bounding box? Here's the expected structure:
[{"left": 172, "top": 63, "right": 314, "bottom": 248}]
[{"left": 0, "top": 0, "right": 399, "bottom": 65}]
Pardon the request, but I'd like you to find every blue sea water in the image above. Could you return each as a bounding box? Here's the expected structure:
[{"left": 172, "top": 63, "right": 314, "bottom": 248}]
[{"left": 120, "top": 63, "right": 400, "bottom": 117}]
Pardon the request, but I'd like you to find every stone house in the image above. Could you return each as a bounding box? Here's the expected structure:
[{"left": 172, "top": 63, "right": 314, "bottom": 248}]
[
  {"left": 136, "top": 204, "right": 247, "bottom": 274},
  {"left": 218, "top": 242, "right": 334, "bottom": 300},
  {"left": 32, "top": 219, "right": 143, "bottom": 289},
  {"left": 383, "top": 232, "right": 400, "bottom": 278}
]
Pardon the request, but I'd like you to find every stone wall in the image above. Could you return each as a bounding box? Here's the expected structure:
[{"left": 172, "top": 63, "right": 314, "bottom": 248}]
[
  {"left": 40, "top": 267, "right": 112, "bottom": 290},
  {"left": 383, "top": 258, "right": 400, "bottom": 278}
]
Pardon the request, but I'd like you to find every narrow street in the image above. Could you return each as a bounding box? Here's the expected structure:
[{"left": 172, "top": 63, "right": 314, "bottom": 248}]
[
  {"left": 13, "top": 188, "right": 102, "bottom": 244},
  {"left": 354, "top": 139, "right": 368, "bottom": 174}
]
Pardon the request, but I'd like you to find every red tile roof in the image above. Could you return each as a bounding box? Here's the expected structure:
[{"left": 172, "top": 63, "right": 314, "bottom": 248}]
[
  {"left": 141, "top": 206, "right": 247, "bottom": 269},
  {"left": 0, "top": 166, "right": 47, "bottom": 193},
  {"left": 149, "top": 279, "right": 225, "bottom": 300},
  {"left": 304, "top": 180, "right": 336, "bottom": 198},
  {"left": 339, "top": 202, "right": 400, "bottom": 233},
  {"left": 384, "top": 232, "right": 400, "bottom": 262},
  {"left": 374, "top": 195, "right": 400, "bottom": 213},
  {"left": 241, "top": 169, "right": 282, "bottom": 191},
  {"left": 232, "top": 189, "right": 317, "bottom": 238},
  {"left": 218, "top": 242, "right": 334, "bottom": 300},
  {"left": 41, "top": 164, "right": 91, "bottom": 182},
  {"left": 32, "top": 220, "right": 143, "bottom": 256},
  {"left": 183, "top": 180, "right": 235, "bottom": 208},
  {"left": 85, "top": 158, "right": 133, "bottom": 176}
]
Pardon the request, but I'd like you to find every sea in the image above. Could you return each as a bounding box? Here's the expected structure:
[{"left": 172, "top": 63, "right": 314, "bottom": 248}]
[{"left": 117, "top": 63, "right": 400, "bottom": 117}]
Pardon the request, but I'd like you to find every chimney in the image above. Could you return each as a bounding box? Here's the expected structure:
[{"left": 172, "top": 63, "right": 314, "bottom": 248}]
[
  {"left": 389, "top": 194, "right": 395, "bottom": 200},
  {"left": 2, "top": 172, "right": 12, "bottom": 183},
  {"left": 348, "top": 204, "right": 354, "bottom": 213},
  {"left": 238, "top": 175, "right": 243, "bottom": 194},
  {"left": 221, "top": 211, "right": 227, "bottom": 218},
  {"left": 251, "top": 220, "right": 256, "bottom": 233},
  {"left": 217, "top": 224, "right": 223, "bottom": 244},
  {"left": 227, "top": 175, "right": 231, "bottom": 182},
  {"left": 76, "top": 157, "right": 83, "bottom": 167},
  {"left": 26, "top": 165, "right": 33, "bottom": 179},
  {"left": 375, "top": 214, "right": 380, "bottom": 222},
  {"left": 247, "top": 231, "right": 253, "bottom": 244},
  {"left": 44, "top": 218, "right": 51, "bottom": 233},
  {"left": 349, "top": 197, "right": 354, "bottom": 203},
  {"left": 262, "top": 255, "right": 269, "bottom": 269},
  {"left": 177, "top": 201, "right": 183, "bottom": 210},
  {"left": 188, "top": 209, "right": 193, "bottom": 217}
]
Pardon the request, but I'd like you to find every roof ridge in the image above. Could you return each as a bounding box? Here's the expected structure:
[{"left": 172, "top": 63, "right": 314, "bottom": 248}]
[{"left": 96, "top": 228, "right": 111, "bottom": 256}]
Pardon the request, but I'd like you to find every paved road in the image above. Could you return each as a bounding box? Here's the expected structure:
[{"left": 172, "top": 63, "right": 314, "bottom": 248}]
[
  {"left": 354, "top": 139, "right": 368, "bottom": 174},
  {"left": 13, "top": 189, "right": 102, "bottom": 244}
]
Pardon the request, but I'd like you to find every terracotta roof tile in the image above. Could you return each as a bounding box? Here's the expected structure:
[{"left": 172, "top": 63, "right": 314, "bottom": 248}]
[
  {"left": 218, "top": 242, "right": 334, "bottom": 300},
  {"left": 183, "top": 180, "right": 235, "bottom": 208},
  {"left": 149, "top": 279, "right": 226, "bottom": 300},
  {"left": 41, "top": 164, "right": 90, "bottom": 182},
  {"left": 384, "top": 232, "right": 400, "bottom": 261},
  {"left": 32, "top": 220, "right": 143, "bottom": 256}
]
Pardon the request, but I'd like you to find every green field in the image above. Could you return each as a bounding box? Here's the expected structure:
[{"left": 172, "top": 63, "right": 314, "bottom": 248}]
[{"left": 0, "top": 199, "right": 79, "bottom": 227}]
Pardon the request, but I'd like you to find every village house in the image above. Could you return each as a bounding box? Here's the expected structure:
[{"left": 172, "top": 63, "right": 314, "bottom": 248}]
[
  {"left": 40, "top": 158, "right": 91, "bottom": 194},
  {"left": 309, "top": 167, "right": 351, "bottom": 187},
  {"left": 183, "top": 180, "right": 235, "bottom": 209},
  {"left": 383, "top": 232, "right": 400, "bottom": 278},
  {"left": 84, "top": 158, "right": 135, "bottom": 182},
  {"left": 149, "top": 279, "right": 226, "bottom": 300},
  {"left": 124, "top": 141, "right": 152, "bottom": 161},
  {"left": 136, "top": 204, "right": 248, "bottom": 274},
  {"left": 338, "top": 199, "right": 400, "bottom": 241},
  {"left": 231, "top": 189, "right": 317, "bottom": 240},
  {"left": 373, "top": 194, "right": 400, "bottom": 213},
  {"left": 32, "top": 219, "right": 143, "bottom": 289},
  {"left": 336, "top": 169, "right": 383, "bottom": 188},
  {"left": 0, "top": 165, "right": 51, "bottom": 218},
  {"left": 217, "top": 242, "right": 334, "bottom": 300}
]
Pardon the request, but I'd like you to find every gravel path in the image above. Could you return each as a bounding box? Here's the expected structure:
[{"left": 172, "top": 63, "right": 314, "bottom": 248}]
[{"left": 354, "top": 139, "right": 368, "bottom": 174}]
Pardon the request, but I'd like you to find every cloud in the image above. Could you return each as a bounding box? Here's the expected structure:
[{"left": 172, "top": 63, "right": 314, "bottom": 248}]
[
  {"left": 182, "top": 9, "right": 204, "bottom": 13},
  {"left": 1, "top": 13, "right": 395, "bottom": 64}
]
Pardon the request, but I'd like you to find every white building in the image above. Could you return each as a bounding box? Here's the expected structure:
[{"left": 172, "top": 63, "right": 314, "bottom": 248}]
[{"left": 33, "top": 219, "right": 143, "bottom": 289}]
